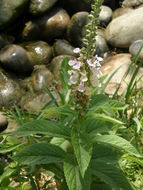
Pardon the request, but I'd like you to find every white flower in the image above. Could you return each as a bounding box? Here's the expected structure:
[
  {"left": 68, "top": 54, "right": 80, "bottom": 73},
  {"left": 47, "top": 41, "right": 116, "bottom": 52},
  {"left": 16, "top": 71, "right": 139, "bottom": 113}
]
[
  {"left": 80, "top": 72, "right": 88, "bottom": 82},
  {"left": 68, "top": 59, "right": 82, "bottom": 70},
  {"left": 78, "top": 81, "right": 85, "bottom": 92},
  {"left": 69, "top": 71, "right": 79, "bottom": 85},
  {"left": 73, "top": 48, "right": 80, "bottom": 54}
]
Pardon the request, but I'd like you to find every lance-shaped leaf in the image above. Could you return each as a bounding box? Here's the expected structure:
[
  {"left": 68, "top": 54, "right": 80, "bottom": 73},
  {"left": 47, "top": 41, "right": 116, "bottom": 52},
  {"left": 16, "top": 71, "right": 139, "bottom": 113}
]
[
  {"left": 71, "top": 129, "right": 93, "bottom": 177},
  {"left": 64, "top": 154, "right": 91, "bottom": 190},
  {"left": 91, "top": 134, "right": 142, "bottom": 158},
  {"left": 14, "top": 143, "right": 66, "bottom": 165},
  {"left": 8, "top": 120, "right": 70, "bottom": 138}
]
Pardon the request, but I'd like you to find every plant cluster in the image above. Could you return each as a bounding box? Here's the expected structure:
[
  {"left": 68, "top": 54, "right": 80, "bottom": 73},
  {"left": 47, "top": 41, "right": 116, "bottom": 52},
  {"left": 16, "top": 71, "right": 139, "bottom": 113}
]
[{"left": 0, "top": 0, "right": 143, "bottom": 190}]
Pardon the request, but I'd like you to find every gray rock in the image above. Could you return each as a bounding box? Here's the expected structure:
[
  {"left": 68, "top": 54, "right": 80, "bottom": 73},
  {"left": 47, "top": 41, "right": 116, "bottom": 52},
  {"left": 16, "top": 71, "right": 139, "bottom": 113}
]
[
  {"left": 105, "top": 7, "right": 143, "bottom": 48},
  {"left": 0, "top": 72, "right": 21, "bottom": 108},
  {"left": 0, "top": 0, "right": 28, "bottom": 30},
  {"left": 0, "top": 44, "right": 33, "bottom": 75},
  {"left": 122, "top": 0, "right": 143, "bottom": 7},
  {"left": 0, "top": 112, "right": 8, "bottom": 132},
  {"left": 22, "top": 41, "right": 53, "bottom": 65},
  {"left": 49, "top": 55, "right": 73, "bottom": 82},
  {"left": 99, "top": 5, "right": 112, "bottom": 25},
  {"left": 129, "top": 39, "right": 143, "bottom": 59},
  {"left": 29, "top": 0, "right": 57, "bottom": 16},
  {"left": 22, "top": 8, "right": 70, "bottom": 41},
  {"left": 96, "top": 35, "right": 109, "bottom": 56},
  {"left": 112, "top": 7, "right": 133, "bottom": 19},
  {"left": 101, "top": 53, "right": 143, "bottom": 95},
  {"left": 21, "top": 65, "right": 54, "bottom": 92},
  {"left": 67, "top": 12, "right": 89, "bottom": 47},
  {"left": 53, "top": 39, "right": 76, "bottom": 57}
]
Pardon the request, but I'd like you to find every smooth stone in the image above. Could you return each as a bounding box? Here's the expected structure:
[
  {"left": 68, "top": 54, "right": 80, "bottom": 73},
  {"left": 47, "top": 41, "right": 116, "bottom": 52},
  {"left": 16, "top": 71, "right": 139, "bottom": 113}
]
[
  {"left": 101, "top": 54, "right": 143, "bottom": 95},
  {"left": 67, "top": 12, "right": 89, "bottom": 47},
  {"left": 29, "top": 0, "right": 58, "bottom": 16},
  {"left": 22, "top": 8, "right": 70, "bottom": 41},
  {"left": 99, "top": 5, "right": 112, "bottom": 25},
  {"left": 21, "top": 65, "right": 54, "bottom": 92},
  {"left": 0, "top": 0, "right": 28, "bottom": 30},
  {"left": 53, "top": 39, "right": 76, "bottom": 56},
  {"left": 122, "top": 0, "right": 143, "bottom": 7},
  {"left": 105, "top": 7, "right": 143, "bottom": 48},
  {"left": 22, "top": 41, "right": 53, "bottom": 65},
  {"left": 0, "top": 72, "right": 21, "bottom": 108},
  {"left": 20, "top": 91, "right": 59, "bottom": 113},
  {"left": 129, "top": 39, "right": 143, "bottom": 59},
  {"left": 49, "top": 55, "right": 73, "bottom": 82},
  {"left": 0, "top": 44, "right": 33, "bottom": 75},
  {"left": 0, "top": 34, "right": 15, "bottom": 49},
  {"left": 112, "top": 7, "right": 133, "bottom": 19},
  {"left": 0, "top": 112, "right": 8, "bottom": 132},
  {"left": 95, "top": 35, "right": 109, "bottom": 56},
  {"left": 97, "top": 28, "right": 106, "bottom": 39}
]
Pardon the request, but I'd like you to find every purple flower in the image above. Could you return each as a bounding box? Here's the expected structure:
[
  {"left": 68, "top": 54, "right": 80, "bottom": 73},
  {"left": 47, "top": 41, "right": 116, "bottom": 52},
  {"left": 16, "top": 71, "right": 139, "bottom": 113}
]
[
  {"left": 69, "top": 71, "right": 79, "bottom": 85},
  {"left": 73, "top": 48, "right": 80, "bottom": 54},
  {"left": 68, "top": 59, "right": 82, "bottom": 70}
]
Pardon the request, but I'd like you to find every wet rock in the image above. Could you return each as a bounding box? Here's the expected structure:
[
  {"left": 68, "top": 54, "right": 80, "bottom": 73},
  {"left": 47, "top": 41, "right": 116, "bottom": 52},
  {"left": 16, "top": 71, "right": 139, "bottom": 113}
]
[
  {"left": 112, "top": 7, "right": 133, "bottom": 19},
  {"left": 21, "top": 65, "right": 54, "bottom": 92},
  {"left": 122, "top": 0, "right": 143, "bottom": 7},
  {"left": 49, "top": 55, "right": 73, "bottom": 82},
  {"left": 0, "top": 0, "right": 28, "bottom": 30},
  {"left": 0, "top": 34, "right": 15, "bottom": 49},
  {"left": 99, "top": 5, "right": 112, "bottom": 25},
  {"left": 29, "top": 0, "right": 58, "bottom": 16},
  {"left": 105, "top": 7, "right": 143, "bottom": 48},
  {"left": 67, "top": 12, "right": 89, "bottom": 47},
  {"left": 0, "top": 112, "right": 8, "bottom": 132},
  {"left": 0, "top": 72, "right": 21, "bottom": 108},
  {"left": 20, "top": 91, "right": 58, "bottom": 113},
  {"left": 101, "top": 54, "right": 143, "bottom": 95},
  {"left": 53, "top": 39, "right": 76, "bottom": 56},
  {"left": 129, "top": 39, "right": 143, "bottom": 59},
  {"left": 96, "top": 35, "right": 109, "bottom": 56},
  {"left": 22, "top": 41, "right": 53, "bottom": 65},
  {"left": 0, "top": 44, "right": 33, "bottom": 75},
  {"left": 23, "top": 8, "right": 70, "bottom": 42}
]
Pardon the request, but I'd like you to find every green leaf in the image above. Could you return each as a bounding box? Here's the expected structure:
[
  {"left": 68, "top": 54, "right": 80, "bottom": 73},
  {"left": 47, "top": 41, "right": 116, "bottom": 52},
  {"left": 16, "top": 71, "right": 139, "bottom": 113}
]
[
  {"left": 14, "top": 143, "right": 66, "bottom": 166},
  {"left": 108, "top": 100, "right": 128, "bottom": 111},
  {"left": 87, "top": 113, "right": 123, "bottom": 125},
  {"left": 92, "top": 135, "right": 142, "bottom": 157},
  {"left": 0, "top": 143, "right": 23, "bottom": 153},
  {"left": 8, "top": 120, "right": 70, "bottom": 138},
  {"left": 71, "top": 129, "right": 93, "bottom": 177},
  {"left": 91, "top": 159, "right": 134, "bottom": 190},
  {"left": 0, "top": 168, "right": 15, "bottom": 184},
  {"left": 89, "top": 94, "right": 109, "bottom": 110},
  {"left": 64, "top": 154, "right": 91, "bottom": 190}
]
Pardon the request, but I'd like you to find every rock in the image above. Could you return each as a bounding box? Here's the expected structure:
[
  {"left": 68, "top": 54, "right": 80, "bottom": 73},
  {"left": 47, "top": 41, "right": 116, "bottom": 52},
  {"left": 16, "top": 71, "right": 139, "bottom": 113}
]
[
  {"left": 53, "top": 39, "right": 76, "bottom": 56},
  {"left": 0, "top": 44, "right": 33, "bottom": 75},
  {"left": 67, "top": 12, "right": 89, "bottom": 47},
  {"left": 21, "top": 65, "right": 54, "bottom": 92},
  {"left": 49, "top": 55, "right": 73, "bottom": 82},
  {"left": 20, "top": 91, "right": 58, "bottom": 113},
  {"left": 0, "top": 34, "right": 15, "bottom": 49},
  {"left": 0, "top": 0, "right": 28, "bottom": 30},
  {"left": 105, "top": 7, "right": 143, "bottom": 48},
  {"left": 29, "top": 0, "right": 58, "bottom": 16},
  {"left": 0, "top": 72, "right": 21, "bottom": 108},
  {"left": 101, "top": 54, "right": 143, "bottom": 95},
  {"left": 22, "top": 8, "right": 70, "bottom": 42},
  {"left": 112, "top": 7, "right": 133, "bottom": 19},
  {"left": 95, "top": 35, "right": 109, "bottom": 56},
  {"left": 122, "top": 0, "right": 143, "bottom": 7},
  {"left": 99, "top": 5, "right": 112, "bottom": 25},
  {"left": 0, "top": 112, "right": 8, "bottom": 132},
  {"left": 22, "top": 41, "right": 53, "bottom": 65},
  {"left": 129, "top": 39, "right": 143, "bottom": 59}
]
